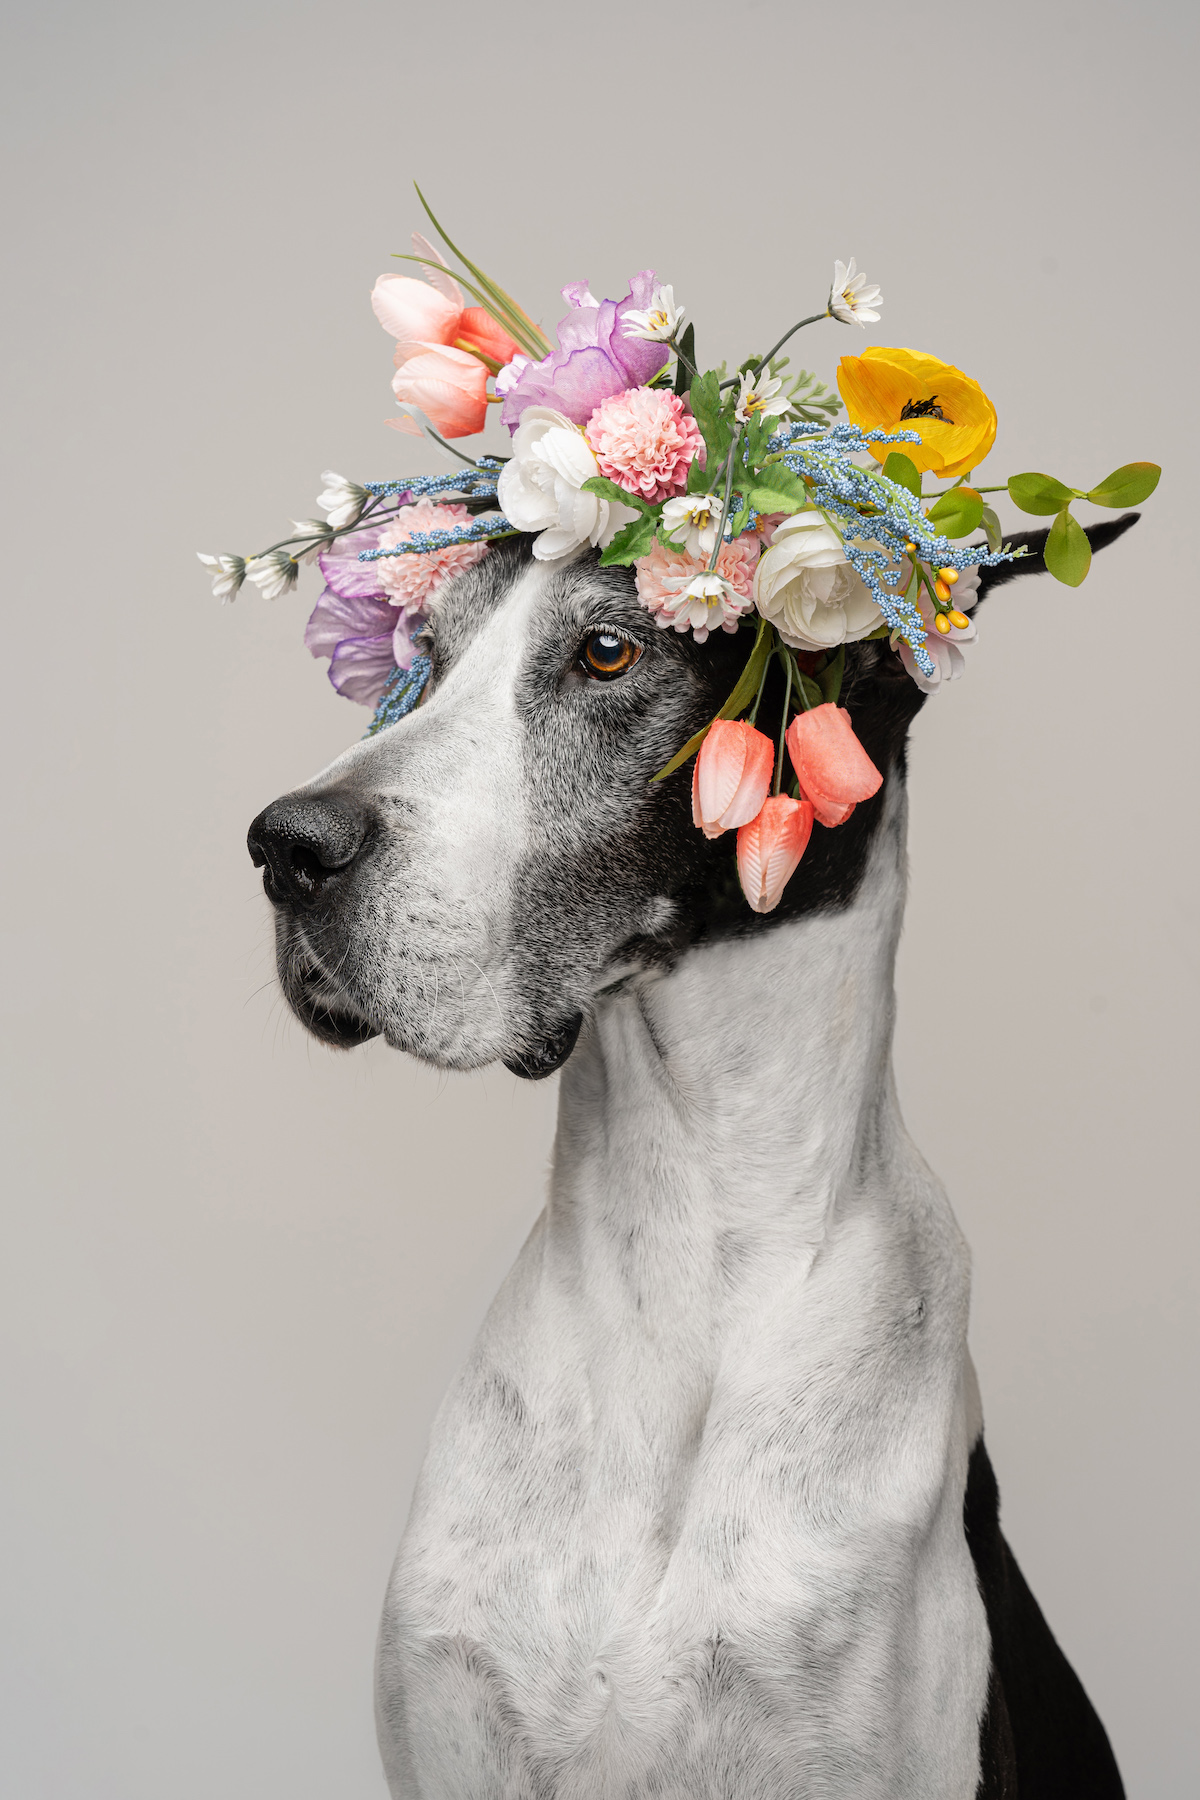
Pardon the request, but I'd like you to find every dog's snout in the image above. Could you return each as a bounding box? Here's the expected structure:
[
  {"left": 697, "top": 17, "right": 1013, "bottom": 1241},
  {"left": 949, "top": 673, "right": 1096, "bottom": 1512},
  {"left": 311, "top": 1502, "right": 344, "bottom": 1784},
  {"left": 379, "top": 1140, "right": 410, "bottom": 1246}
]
[{"left": 247, "top": 791, "right": 372, "bottom": 908}]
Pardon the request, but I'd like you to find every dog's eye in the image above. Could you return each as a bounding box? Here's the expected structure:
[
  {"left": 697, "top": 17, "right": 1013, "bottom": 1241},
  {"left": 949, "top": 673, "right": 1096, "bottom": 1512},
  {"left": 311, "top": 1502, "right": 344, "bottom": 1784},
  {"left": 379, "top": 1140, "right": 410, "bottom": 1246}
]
[{"left": 579, "top": 629, "right": 642, "bottom": 682}]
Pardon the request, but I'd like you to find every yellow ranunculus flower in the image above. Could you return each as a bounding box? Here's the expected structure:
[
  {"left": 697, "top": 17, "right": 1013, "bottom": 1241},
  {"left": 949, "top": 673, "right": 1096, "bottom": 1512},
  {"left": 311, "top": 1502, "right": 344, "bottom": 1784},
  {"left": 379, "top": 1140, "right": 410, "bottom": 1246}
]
[{"left": 836, "top": 347, "right": 997, "bottom": 480}]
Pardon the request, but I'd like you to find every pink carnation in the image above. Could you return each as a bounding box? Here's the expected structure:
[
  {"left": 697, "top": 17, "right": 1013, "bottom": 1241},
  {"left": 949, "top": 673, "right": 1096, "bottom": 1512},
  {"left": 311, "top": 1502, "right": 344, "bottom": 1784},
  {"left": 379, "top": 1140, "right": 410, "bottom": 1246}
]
[
  {"left": 583, "top": 387, "right": 704, "bottom": 503},
  {"left": 634, "top": 534, "right": 760, "bottom": 642},
  {"left": 374, "top": 500, "right": 489, "bottom": 613}
]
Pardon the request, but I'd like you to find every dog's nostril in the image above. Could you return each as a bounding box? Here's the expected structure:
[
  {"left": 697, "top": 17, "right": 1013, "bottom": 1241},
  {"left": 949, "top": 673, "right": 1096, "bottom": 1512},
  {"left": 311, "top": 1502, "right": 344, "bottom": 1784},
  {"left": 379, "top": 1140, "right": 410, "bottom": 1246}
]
[
  {"left": 246, "top": 790, "right": 372, "bottom": 909},
  {"left": 288, "top": 844, "right": 332, "bottom": 897}
]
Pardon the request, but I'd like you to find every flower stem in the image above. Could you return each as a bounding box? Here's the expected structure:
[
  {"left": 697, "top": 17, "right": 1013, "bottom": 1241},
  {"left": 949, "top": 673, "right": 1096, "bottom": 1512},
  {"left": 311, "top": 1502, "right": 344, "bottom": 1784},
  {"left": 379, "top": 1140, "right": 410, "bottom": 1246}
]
[
  {"left": 773, "top": 650, "right": 793, "bottom": 795},
  {"left": 718, "top": 312, "right": 828, "bottom": 391},
  {"left": 245, "top": 498, "right": 403, "bottom": 563},
  {"left": 924, "top": 483, "right": 1007, "bottom": 497},
  {"left": 747, "top": 634, "right": 774, "bottom": 725},
  {"left": 707, "top": 423, "right": 744, "bottom": 572}
]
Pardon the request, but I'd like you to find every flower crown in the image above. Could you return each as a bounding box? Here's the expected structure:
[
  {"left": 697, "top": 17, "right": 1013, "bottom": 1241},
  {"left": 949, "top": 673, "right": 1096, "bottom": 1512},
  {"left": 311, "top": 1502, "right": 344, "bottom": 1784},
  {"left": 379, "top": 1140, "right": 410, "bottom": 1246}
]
[{"left": 202, "top": 189, "right": 1160, "bottom": 914}]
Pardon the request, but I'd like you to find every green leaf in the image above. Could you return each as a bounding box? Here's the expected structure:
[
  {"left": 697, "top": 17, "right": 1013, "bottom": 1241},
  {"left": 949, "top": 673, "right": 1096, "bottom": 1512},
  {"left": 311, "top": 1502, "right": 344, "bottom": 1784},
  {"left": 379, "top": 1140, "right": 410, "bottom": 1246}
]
[
  {"left": 881, "top": 452, "right": 922, "bottom": 498},
  {"left": 980, "top": 504, "right": 1003, "bottom": 552},
  {"left": 741, "top": 413, "right": 773, "bottom": 470},
  {"left": 1044, "top": 506, "right": 1092, "bottom": 586},
  {"left": 597, "top": 513, "right": 658, "bottom": 567},
  {"left": 686, "top": 456, "right": 711, "bottom": 496},
  {"left": 1008, "top": 471, "right": 1076, "bottom": 516},
  {"left": 651, "top": 618, "right": 774, "bottom": 782},
  {"left": 581, "top": 476, "right": 656, "bottom": 517},
  {"left": 673, "top": 322, "right": 696, "bottom": 397},
  {"left": 1085, "top": 461, "right": 1161, "bottom": 509},
  {"left": 688, "top": 370, "right": 733, "bottom": 466},
  {"left": 727, "top": 494, "right": 752, "bottom": 538},
  {"left": 745, "top": 462, "right": 810, "bottom": 514},
  {"left": 778, "top": 644, "right": 823, "bottom": 711},
  {"left": 818, "top": 643, "right": 846, "bottom": 707},
  {"left": 927, "top": 484, "right": 984, "bottom": 540}
]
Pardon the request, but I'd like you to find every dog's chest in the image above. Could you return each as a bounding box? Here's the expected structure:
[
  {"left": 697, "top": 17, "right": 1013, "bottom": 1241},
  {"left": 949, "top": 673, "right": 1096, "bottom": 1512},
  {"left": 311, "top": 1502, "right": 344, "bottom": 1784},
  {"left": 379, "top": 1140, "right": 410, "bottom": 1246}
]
[{"left": 376, "top": 1208, "right": 988, "bottom": 1799}]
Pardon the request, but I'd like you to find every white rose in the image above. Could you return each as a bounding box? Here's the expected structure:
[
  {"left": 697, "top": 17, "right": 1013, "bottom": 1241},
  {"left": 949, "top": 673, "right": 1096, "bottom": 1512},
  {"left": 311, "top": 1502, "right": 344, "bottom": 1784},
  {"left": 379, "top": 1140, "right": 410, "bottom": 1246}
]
[
  {"left": 753, "top": 513, "right": 886, "bottom": 651},
  {"left": 496, "top": 407, "right": 638, "bottom": 561}
]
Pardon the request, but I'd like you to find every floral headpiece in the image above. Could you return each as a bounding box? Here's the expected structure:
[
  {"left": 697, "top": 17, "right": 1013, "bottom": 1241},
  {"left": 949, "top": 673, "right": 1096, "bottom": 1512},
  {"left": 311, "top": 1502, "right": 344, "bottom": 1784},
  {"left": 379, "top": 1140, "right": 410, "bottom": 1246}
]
[{"left": 202, "top": 189, "right": 1159, "bottom": 914}]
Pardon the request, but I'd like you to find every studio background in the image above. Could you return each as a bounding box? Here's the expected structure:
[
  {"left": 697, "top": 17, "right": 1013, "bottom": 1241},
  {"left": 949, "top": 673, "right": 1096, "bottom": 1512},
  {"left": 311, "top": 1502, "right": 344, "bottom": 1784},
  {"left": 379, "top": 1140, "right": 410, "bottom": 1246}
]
[{"left": 3, "top": 1, "right": 1196, "bottom": 1794}]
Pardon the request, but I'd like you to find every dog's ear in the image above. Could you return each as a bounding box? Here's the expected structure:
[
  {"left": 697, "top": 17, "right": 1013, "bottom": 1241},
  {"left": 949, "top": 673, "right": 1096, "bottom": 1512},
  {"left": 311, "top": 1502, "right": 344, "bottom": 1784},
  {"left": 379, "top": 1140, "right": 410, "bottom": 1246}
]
[
  {"left": 839, "top": 511, "right": 1141, "bottom": 767},
  {"left": 972, "top": 511, "right": 1139, "bottom": 607}
]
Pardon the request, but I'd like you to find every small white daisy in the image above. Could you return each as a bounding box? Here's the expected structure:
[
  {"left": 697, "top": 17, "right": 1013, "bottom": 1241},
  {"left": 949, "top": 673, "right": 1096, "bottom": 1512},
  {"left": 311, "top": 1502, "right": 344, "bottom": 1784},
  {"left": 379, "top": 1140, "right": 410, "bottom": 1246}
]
[
  {"left": 828, "top": 259, "right": 883, "bottom": 327},
  {"left": 623, "top": 284, "right": 686, "bottom": 342}
]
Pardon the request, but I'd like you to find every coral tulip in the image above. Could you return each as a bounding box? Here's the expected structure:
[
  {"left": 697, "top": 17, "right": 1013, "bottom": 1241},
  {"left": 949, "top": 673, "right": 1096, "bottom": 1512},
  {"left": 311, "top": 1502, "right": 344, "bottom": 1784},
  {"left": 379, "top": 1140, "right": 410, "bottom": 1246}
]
[
  {"left": 455, "top": 306, "right": 522, "bottom": 368},
  {"left": 736, "top": 795, "right": 814, "bottom": 914},
  {"left": 785, "top": 704, "right": 883, "bottom": 828},
  {"left": 389, "top": 346, "right": 490, "bottom": 439},
  {"left": 692, "top": 719, "right": 775, "bottom": 839}
]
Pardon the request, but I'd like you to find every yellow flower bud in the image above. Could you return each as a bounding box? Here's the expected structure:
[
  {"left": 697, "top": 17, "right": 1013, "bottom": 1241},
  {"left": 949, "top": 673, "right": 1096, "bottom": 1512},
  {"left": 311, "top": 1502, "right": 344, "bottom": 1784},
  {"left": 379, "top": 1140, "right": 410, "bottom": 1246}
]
[
  {"left": 934, "top": 612, "right": 952, "bottom": 634},
  {"left": 904, "top": 540, "right": 917, "bottom": 554},
  {"left": 934, "top": 577, "right": 951, "bottom": 602},
  {"left": 948, "top": 609, "right": 970, "bottom": 630},
  {"left": 938, "top": 567, "right": 959, "bottom": 584}
]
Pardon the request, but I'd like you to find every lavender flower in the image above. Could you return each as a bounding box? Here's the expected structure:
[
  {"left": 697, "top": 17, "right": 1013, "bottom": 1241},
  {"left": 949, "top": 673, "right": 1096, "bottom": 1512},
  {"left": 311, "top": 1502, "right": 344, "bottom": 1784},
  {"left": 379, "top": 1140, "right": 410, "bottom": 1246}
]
[
  {"left": 499, "top": 271, "right": 672, "bottom": 432},
  {"left": 304, "top": 519, "right": 426, "bottom": 707}
]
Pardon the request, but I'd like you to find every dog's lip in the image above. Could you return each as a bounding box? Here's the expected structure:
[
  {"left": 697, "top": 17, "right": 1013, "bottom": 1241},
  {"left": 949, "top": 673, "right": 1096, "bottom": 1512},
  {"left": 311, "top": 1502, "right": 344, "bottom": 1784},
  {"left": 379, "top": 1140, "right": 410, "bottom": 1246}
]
[{"left": 288, "top": 956, "right": 379, "bottom": 1049}]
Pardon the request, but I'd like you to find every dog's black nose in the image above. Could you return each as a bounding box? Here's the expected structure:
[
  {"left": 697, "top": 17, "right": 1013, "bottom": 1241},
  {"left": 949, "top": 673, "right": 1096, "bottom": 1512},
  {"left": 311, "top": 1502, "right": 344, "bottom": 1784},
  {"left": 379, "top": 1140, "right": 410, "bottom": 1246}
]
[{"left": 247, "top": 791, "right": 371, "bottom": 908}]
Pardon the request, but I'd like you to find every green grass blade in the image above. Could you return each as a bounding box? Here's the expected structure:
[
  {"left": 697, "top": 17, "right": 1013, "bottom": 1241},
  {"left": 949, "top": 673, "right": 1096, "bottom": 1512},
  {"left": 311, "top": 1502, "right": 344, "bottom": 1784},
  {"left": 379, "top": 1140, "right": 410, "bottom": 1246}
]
[
  {"left": 414, "top": 184, "right": 552, "bottom": 355},
  {"left": 391, "top": 255, "right": 544, "bottom": 359}
]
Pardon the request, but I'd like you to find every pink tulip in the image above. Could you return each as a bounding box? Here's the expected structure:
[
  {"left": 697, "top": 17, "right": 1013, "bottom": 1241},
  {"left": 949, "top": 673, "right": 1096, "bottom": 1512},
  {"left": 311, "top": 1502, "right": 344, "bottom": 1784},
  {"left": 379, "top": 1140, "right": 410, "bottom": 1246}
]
[
  {"left": 372, "top": 275, "right": 462, "bottom": 364},
  {"left": 389, "top": 346, "right": 490, "bottom": 439},
  {"left": 372, "top": 277, "right": 523, "bottom": 377},
  {"left": 692, "top": 719, "right": 776, "bottom": 839},
  {"left": 785, "top": 703, "right": 883, "bottom": 829},
  {"left": 736, "top": 796, "right": 815, "bottom": 914}
]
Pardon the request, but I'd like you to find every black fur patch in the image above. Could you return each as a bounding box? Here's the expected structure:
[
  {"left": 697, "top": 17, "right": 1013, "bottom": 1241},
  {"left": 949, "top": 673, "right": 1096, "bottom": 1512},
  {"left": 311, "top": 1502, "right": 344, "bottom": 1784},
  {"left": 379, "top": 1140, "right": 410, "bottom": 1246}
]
[{"left": 965, "top": 1438, "right": 1124, "bottom": 1799}]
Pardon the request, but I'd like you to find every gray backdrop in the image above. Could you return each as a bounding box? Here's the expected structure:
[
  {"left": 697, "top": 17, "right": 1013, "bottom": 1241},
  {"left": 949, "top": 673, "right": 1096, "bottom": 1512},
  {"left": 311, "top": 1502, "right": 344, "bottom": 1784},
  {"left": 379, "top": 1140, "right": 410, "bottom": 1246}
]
[{"left": 3, "top": 0, "right": 1196, "bottom": 1793}]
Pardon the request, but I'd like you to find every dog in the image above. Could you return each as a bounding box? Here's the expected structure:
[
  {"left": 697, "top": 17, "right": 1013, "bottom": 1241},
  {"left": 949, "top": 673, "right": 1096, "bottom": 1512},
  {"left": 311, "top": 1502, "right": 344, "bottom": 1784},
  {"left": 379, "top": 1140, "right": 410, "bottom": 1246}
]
[{"left": 248, "top": 516, "right": 1135, "bottom": 1799}]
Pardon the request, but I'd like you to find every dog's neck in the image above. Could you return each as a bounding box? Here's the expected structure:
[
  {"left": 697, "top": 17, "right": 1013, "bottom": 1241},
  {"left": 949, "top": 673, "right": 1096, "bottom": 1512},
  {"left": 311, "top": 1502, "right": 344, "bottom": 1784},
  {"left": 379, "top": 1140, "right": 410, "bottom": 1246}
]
[{"left": 549, "top": 782, "right": 909, "bottom": 1383}]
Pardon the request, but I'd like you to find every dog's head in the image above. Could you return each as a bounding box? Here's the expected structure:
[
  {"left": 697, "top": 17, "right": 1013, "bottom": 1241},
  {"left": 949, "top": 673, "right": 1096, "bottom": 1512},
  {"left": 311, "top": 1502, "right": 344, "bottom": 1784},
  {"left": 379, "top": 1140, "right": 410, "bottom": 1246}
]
[{"left": 248, "top": 519, "right": 1135, "bottom": 1077}]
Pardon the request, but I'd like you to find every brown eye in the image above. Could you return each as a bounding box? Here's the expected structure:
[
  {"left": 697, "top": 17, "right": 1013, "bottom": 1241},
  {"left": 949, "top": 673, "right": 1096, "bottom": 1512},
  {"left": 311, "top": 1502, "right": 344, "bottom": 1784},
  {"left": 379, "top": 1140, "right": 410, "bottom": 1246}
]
[{"left": 580, "top": 629, "right": 642, "bottom": 681}]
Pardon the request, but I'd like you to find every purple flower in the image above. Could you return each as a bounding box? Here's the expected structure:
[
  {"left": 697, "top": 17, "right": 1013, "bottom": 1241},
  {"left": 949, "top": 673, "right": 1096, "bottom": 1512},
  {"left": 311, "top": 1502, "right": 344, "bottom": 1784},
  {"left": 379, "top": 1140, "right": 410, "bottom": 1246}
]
[
  {"left": 499, "top": 271, "right": 671, "bottom": 431},
  {"left": 305, "top": 518, "right": 425, "bottom": 708}
]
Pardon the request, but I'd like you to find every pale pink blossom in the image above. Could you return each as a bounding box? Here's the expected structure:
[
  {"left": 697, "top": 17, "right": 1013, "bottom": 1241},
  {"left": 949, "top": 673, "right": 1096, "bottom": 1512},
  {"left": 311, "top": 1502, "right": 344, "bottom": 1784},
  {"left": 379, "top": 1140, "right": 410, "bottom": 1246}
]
[
  {"left": 755, "top": 511, "right": 790, "bottom": 546},
  {"left": 372, "top": 271, "right": 522, "bottom": 370},
  {"left": 736, "top": 796, "right": 814, "bottom": 913},
  {"left": 388, "top": 345, "right": 490, "bottom": 439},
  {"left": 373, "top": 501, "right": 489, "bottom": 612},
  {"left": 635, "top": 535, "right": 759, "bottom": 642},
  {"left": 897, "top": 566, "right": 980, "bottom": 693},
  {"left": 583, "top": 387, "right": 704, "bottom": 502}
]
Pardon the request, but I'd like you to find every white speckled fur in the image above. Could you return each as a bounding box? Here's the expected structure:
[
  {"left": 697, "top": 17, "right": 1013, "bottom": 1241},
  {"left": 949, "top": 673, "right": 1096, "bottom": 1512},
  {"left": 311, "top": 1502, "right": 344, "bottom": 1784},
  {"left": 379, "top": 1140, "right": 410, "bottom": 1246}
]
[{"left": 375, "top": 779, "right": 990, "bottom": 1798}]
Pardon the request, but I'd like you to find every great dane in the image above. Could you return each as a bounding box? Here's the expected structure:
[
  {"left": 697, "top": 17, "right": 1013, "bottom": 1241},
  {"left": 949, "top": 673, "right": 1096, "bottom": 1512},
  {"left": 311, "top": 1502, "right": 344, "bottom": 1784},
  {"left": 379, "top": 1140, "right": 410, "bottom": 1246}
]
[{"left": 248, "top": 518, "right": 1134, "bottom": 1798}]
